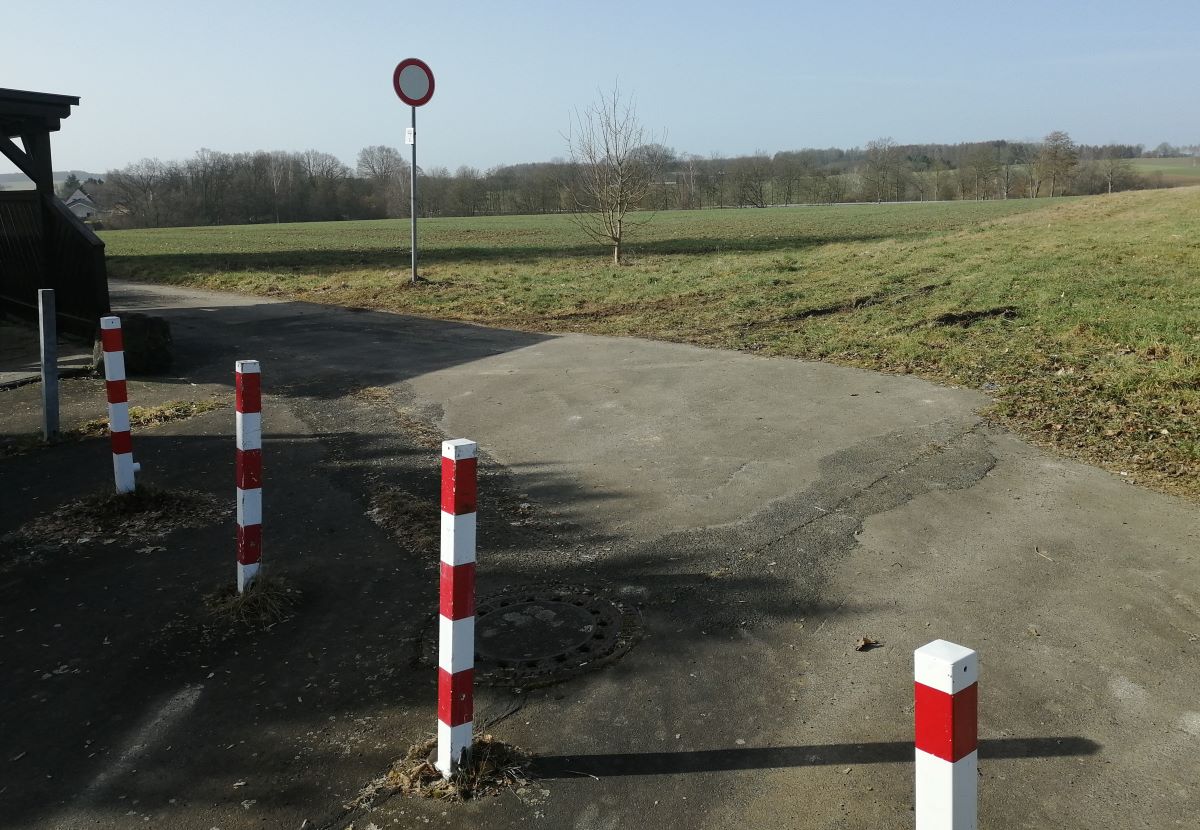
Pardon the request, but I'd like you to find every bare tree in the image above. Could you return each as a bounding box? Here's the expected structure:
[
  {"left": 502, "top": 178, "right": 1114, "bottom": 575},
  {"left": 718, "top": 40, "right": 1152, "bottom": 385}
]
[
  {"left": 356, "top": 145, "right": 404, "bottom": 180},
  {"left": 961, "top": 144, "right": 1000, "bottom": 199},
  {"left": 1038, "top": 131, "right": 1077, "bottom": 197},
  {"left": 676, "top": 153, "right": 702, "bottom": 209},
  {"left": 299, "top": 149, "right": 348, "bottom": 181},
  {"left": 356, "top": 145, "right": 409, "bottom": 217},
  {"left": 1099, "top": 151, "right": 1132, "bottom": 194},
  {"left": 263, "top": 151, "right": 293, "bottom": 223},
  {"left": 731, "top": 153, "right": 772, "bottom": 207},
  {"left": 564, "top": 86, "right": 661, "bottom": 264},
  {"left": 106, "top": 158, "right": 170, "bottom": 226},
  {"left": 862, "top": 138, "right": 904, "bottom": 202}
]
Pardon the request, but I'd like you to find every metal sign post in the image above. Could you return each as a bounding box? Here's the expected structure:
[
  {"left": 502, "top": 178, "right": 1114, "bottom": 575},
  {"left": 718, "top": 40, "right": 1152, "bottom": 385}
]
[
  {"left": 393, "top": 58, "right": 435, "bottom": 286},
  {"left": 409, "top": 106, "right": 417, "bottom": 284},
  {"left": 38, "top": 289, "right": 59, "bottom": 441}
]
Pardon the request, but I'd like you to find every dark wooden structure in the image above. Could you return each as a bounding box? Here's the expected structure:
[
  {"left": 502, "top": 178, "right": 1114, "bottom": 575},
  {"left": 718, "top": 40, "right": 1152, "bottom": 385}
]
[{"left": 0, "top": 88, "right": 109, "bottom": 335}]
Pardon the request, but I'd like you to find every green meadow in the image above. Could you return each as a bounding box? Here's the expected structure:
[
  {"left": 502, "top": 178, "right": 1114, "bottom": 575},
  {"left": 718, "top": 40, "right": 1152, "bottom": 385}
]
[
  {"left": 103, "top": 188, "right": 1200, "bottom": 498},
  {"left": 1131, "top": 157, "right": 1200, "bottom": 185}
]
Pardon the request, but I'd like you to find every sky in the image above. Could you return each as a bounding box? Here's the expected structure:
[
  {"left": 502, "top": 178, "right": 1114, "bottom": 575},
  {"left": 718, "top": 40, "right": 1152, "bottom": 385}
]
[{"left": 3, "top": 0, "right": 1199, "bottom": 177}]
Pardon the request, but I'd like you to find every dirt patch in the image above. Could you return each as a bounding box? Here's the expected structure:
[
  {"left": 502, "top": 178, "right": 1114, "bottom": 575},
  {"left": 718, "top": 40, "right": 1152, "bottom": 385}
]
[
  {"left": 929, "top": 306, "right": 1019, "bottom": 326},
  {"left": 355, "top": 735, "right": 533, "bottom": 805},
  {"left": 364, "top": 486, "right": 440, "bottom": 553},
  {"left": 355, "top": 386, "right": 444, "bottom": 449},
  {"left": 5, "top": 486, "right": 223, "bottom": 550},
  {"left": 204, "top": 577, "right": 301, "bottom": 630},
  {"left": 782, "top": 293, "right": 883, "bottom": 321}
]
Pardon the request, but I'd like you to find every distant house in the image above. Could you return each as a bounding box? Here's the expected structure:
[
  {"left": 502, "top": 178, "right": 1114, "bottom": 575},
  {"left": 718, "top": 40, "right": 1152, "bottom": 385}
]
[{"left": 64, "top": 187, "right": 97, "bottom": 220}]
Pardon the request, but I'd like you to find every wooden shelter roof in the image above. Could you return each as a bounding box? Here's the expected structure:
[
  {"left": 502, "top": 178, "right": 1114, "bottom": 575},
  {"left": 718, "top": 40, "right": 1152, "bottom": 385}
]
[{"left": 0, "top": 88, "right": 80, "bottom": 139}]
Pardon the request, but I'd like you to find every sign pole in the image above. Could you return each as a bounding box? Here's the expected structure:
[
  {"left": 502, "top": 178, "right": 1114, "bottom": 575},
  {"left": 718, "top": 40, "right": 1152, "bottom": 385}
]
[
  {"left": 410, "top": 104, "right": 418, "bottom": 285},
  {"left": 393, "top": 57, "right": 434, "bottom": 286}
]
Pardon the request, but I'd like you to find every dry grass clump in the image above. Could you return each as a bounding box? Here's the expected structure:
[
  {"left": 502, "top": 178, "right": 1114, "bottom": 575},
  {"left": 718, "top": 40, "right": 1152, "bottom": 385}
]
[
  {"left": 362, "top": 735, "right": 533, "bottom": 803},
  {"left": 364, "top": 487, "right": 439, "bottom": 552},
  {"left": 8, "top": 485, "right": 222, "bottom": 548},
  {"left": 204, "top": 576, "right": 301, "bottom": 629},
  {"left": 75, "top": 398, "right": 225, "bottom": 436},
  {"left": 1, "top": 398, "right": 225, "bottom": 458}
]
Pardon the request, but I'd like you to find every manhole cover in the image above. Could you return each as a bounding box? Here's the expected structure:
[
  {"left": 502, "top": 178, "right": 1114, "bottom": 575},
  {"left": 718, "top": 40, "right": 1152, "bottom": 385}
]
[{"left": 420, "top": 586, "right": 642, "bottom": 688}]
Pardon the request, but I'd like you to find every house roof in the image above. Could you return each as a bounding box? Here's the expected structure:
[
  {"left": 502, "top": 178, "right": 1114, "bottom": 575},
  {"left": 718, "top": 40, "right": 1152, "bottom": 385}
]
[{"left": 65, "top": 188, "right": 95, "bottom": 208}]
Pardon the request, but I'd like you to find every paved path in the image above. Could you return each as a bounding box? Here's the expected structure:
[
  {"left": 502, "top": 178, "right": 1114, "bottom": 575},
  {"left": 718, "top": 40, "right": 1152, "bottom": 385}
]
[
  {"left": 0, "top": 317, "right": 93, "bottom": 389},
  {"left": 1, "top": 280, "right": 1195, "bottom": 829}
]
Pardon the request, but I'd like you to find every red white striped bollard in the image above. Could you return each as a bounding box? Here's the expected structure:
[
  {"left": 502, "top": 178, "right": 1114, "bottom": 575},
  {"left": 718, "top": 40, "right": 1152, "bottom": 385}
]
[
  {"left": 235, "top": 360, "right": 263, "bottom": 593},
  {"left": 915, "top": 640, "right": 979, "bottom": 830},
  {"left": 100, "top": 316, "right": 140, "bottom": 493},
  {"left": 436, "top": 438, "right": 477, "bottom": 778}
]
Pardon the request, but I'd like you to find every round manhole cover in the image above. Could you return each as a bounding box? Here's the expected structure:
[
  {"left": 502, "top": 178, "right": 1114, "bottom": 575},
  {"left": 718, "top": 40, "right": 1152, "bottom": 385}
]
[{"left": 421, "top": 586, "right": 641, "bottom": 688}]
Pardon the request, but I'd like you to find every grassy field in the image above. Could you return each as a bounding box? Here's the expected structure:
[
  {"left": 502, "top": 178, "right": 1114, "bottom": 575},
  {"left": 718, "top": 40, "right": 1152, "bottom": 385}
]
[
  {"left": 103, "top": 189, "right": 1200, "bottom": 499},
  {"left": 1131, "top": 157, "right": 1200, "bottom": 186}
]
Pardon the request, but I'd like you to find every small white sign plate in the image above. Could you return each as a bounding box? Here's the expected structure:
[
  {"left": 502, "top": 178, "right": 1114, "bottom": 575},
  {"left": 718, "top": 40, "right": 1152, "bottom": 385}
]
[{"left": 405, "top": 127, "right": 415, "bottom": 145}]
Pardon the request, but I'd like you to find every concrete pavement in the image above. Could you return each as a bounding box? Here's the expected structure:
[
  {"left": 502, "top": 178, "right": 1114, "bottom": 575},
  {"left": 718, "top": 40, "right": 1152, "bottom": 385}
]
[{"left": 0, "top": 280, "right": 1195, "bottom": 828}]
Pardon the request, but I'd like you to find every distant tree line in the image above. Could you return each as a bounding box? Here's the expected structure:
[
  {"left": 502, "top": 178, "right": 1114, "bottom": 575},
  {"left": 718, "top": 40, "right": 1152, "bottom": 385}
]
[{"left": 79, "top": 131, "right": 1192, "bottom": 229}]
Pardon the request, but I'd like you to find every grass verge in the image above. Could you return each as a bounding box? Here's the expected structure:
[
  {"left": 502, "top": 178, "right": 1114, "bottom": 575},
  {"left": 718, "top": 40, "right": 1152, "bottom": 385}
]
[
  {"left": 1, "top": 398, "right": 225, "bottom": 458},
  {"left": 103, "top": 189, "right": 1200, "bottom": 499}
]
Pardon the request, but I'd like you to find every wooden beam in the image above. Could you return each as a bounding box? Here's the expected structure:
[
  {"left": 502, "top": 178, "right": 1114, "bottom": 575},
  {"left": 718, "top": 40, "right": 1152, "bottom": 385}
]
[
  {"left": 0, "top": 100, "right": 73, "bottom": 120},
  {"left": 2, "top": 115, "right": 60, "bottom": 135},
  {"left": 0, "top": 133, "right": 37, "bottom": 180},
  {"left": 19, "top": 131, "right": 53, "bottom": 193}
]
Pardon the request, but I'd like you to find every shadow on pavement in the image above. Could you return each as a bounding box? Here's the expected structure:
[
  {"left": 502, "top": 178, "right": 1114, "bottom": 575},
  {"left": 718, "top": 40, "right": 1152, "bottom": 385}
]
[
  {"left": 532, "top": 737, "right": 1102, "bottom": 778},
  {"left": 110, "top": 288, "right": 558, "bottom": 400}
]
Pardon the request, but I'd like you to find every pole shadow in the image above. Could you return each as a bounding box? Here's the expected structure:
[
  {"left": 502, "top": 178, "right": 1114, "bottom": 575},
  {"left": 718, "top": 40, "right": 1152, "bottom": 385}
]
[{"left": 531, "top": 737, "right": 1101, "bottom": 779}]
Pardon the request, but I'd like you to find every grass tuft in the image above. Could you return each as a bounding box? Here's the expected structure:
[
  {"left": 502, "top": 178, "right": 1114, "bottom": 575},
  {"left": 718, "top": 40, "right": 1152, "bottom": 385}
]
[
  {"left": 204, "top": 577, "right": 301, "bottom": 629},
  {"left": 364, "top": 735, "right": 533, "bottom": 803}
]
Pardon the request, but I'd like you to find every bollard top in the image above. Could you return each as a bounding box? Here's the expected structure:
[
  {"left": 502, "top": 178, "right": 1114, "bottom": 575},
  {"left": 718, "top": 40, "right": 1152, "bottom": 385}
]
[
  {"left": 100, "top": 316, "right": 122, "bottom": 330},
  {"left": 914, "top": 639, "right": 978, "bottom": 694},
  {"left": 442, "top": 438, "right": 477, "bottom": 461},
  {"left": 235, "top": 359, "right": 261, "bottom": 374}
]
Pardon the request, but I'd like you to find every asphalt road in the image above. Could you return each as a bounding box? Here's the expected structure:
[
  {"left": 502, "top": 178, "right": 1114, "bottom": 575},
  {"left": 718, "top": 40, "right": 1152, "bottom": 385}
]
[{"left": 1, "top": 280, "right": 1196, "bottom": 829}]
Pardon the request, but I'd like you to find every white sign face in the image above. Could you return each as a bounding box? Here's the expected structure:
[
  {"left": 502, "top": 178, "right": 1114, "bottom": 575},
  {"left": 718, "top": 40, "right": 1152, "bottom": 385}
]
[
  {"left": 393, "top": 58, "right": 435, "bottom": 107},
  {"left": 397, "top": 64, "right": 431, "bottom": 102},
  {"left": 405, "top": 127, "right": 415, "bottom": 145}
]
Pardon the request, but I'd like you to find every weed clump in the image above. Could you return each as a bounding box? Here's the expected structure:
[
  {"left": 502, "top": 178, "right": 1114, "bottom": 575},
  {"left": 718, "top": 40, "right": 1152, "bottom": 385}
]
[
  {"left": 204, "top": 577, "right": 301, "bottom": 629},
  {"left": 366, "top": 735, "right": 533, "bottom": 803}
]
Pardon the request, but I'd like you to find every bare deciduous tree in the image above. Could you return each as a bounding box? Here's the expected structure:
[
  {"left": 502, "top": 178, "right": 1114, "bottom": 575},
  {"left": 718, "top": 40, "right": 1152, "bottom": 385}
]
[
  {"left": 356, "top": 145, "right": 409, "bottom": 217},
  {"left": 1038, "top": 131, "right": 1077, "bottom": 197},
  {"left": 564, "top": 86, "right": 662, "bottom": 264},
  {"left": 862, "top": 137, "right": 905, "bottom": 202},
  {"left": 1100, "top": 151, "right": 1132, "bottom": 194},
  {"left": 106, "top": 158, "right": 170, "bottom": 226}
]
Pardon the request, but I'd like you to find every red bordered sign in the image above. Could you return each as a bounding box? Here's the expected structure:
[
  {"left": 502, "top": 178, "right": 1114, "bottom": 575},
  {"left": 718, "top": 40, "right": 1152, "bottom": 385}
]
[{"left": 393, "top": 58, "right": 435, "bottom": 107}]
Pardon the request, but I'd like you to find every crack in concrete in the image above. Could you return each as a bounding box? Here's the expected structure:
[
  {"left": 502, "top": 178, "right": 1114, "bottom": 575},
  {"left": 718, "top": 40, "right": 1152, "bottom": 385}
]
[{"left": 623, "top": 420, "right": 997, "bottom": 630}]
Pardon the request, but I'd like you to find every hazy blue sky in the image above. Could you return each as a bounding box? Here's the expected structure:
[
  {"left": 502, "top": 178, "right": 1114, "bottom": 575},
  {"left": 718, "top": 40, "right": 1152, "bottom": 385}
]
[{"left": 4, "top": 0, "right": 1198, "bottom": 175}]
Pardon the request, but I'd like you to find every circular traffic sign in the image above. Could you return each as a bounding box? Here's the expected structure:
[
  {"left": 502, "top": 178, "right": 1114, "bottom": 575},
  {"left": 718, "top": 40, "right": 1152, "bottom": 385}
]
[{"left": 393, "top": 58, "right": 434, "bottom": 107}]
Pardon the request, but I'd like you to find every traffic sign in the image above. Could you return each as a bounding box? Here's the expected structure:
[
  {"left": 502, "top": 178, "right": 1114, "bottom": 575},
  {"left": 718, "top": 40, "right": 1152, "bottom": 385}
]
[{"left": 393, "top": 58, "right": 434, "bottom": 107}]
